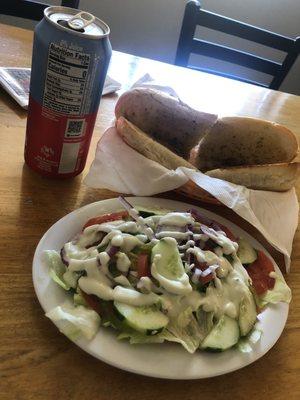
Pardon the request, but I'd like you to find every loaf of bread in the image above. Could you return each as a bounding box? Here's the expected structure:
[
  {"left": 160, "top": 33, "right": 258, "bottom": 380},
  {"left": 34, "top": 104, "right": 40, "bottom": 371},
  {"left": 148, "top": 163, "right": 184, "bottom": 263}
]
[
  {"left": 116, "top": 117, "right": 197, "bottom": 170},
  {"left": 115, "top": 88, "right": 217, "bottom": 159},
  {"left": 195, "top": 116, "right": 299, "bottom": 171},
  {"left": 115, "top": 89, "right": 299, "bottom": 192}
]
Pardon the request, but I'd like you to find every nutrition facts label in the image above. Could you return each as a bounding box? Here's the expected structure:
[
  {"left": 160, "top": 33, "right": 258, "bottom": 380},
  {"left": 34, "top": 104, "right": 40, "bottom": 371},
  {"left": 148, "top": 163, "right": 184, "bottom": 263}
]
[{"left": 43, "top": 43, "right": 90, "bottom": 115}]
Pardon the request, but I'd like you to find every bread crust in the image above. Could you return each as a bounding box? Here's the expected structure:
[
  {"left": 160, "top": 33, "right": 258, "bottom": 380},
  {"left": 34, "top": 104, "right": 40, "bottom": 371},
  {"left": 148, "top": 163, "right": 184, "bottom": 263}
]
[
  {"left": 205, "top": 162, "right": 300, "bottom": 191},
  {"left": 115, "top": 88, "right": 217, "bottom": 159},
  {"left": 196, "top": 116, "right": 299, "bottom": 171},
  {"left": 116, "top": 117, "right": 197, "bottom": 171},
  {"left": 114, "top": 90, "right": 299, "bottom": 193}
]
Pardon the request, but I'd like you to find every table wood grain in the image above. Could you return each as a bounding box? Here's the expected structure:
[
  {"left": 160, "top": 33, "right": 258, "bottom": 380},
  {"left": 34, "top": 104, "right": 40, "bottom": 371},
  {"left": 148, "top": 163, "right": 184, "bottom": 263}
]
[{"left": 0, "top": 23, "right": 299, "bottom": 400}]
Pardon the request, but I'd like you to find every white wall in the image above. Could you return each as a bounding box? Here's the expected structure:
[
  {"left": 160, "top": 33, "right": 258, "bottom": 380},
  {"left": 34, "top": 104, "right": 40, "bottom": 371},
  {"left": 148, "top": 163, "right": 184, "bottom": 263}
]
[
  {"left": 1, "top": 0, "right": 299, "bottom": 94},
  {"left": 79, "top": 0, "right": 300, "bottom": 95}
]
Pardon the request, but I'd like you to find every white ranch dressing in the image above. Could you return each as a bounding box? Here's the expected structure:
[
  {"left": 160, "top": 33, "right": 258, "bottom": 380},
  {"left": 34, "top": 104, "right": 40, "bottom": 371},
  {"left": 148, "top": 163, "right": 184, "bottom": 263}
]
[
  {"left": 77, "top": 226, "right": 103, "bottom": 248},
  {"left": 159, "top": 212, "right": 194, "bottom": 227},
  {"left": 200, "top": 224, "right": 238, "bottom": 254},
  {"left": 203, "top": 250, "right": 221, "bottom": 265},
  {"left": 113, "top": 286, "right": 159, "bottom": 306},
  {"left": 199, "top": 270, "right": 250, "bottom": 319},
  {"left": 151, "top": 240, "right": 192, "bottom": 296},
  {"left": 96, "top": 220, "right": 139, "bottom": 234},
  {"left": 155, "top": 231, "right": 191, "bottom": 240},
  {"left": 68, "top": 257, "right": 98, "bottom": 272},
  {"left": 127, "top": 208, "right": 155, "bottom": 239},
  {"left": 60, "top": 207, "right": 254, "bottom": 326},
  {"left": 96, "top": 230, "right": 144, "bottom": 253},
  {"left": 137, "top": 277, "right": 155, "bottom": 293},
  {"left": 98, "top": 251, "right": 110, "bottom": 267},
  {"left": 114, "top": 275, "right": 132, "bottom": 287},
  {"left": 179, "top": 240, "right": 195, "bottom": 251},
  {"left": 64, "top": 242, "right": 98, "bottom": 260},
  {"left": 78, "top": 262, "right": 159, "bottom": 306},
  {"left": 116, "top": 252, "right": 131, "bottom": 272}
]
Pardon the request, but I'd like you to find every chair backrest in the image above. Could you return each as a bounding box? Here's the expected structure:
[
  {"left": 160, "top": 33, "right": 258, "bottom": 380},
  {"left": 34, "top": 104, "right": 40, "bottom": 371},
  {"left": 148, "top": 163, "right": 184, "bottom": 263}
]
[
  {"left": 175, "top": 0, "right": 300, "bottom": 89},
  {"left": 1, "top": 0, "right": 80, "bottom": 21}
]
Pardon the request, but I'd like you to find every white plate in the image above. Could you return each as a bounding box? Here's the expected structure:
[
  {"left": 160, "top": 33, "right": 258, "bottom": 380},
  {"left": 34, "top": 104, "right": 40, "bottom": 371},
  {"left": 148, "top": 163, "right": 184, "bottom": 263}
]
[{"left": 32, "top": 197, "right": 289, "bottom": 379}]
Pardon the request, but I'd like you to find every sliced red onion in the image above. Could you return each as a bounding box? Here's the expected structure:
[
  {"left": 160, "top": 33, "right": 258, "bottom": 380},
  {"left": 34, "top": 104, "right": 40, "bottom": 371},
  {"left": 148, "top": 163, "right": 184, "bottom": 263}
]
[
  {"left": 202, "top": 264, "right": 219, "bottom": 277},
  {"left": 107, "top": 245, "right": 119, "bottom": 258},
  {"left": 191, "top": 268, "right": 202, "bottom": 284},
  {"left": 201, "top": 267, "right": 213, "bottom": 277},
  {"left": 211, "top": 222, "right": 223, "bottom": 233},
  {"left": 60, "top": 247, "right": 69, "bottom": 267},
  {"left": 189, "top": 209, "right": 214, "bottom": 226},
  {"left": 200, "top": 224, "right": 215, "bottom": 237},
  {"left": 118, "top": 196, "right": 154, "bottom": 240},
  {"left": 189, "top": 209, "right": 225, "bottom": 232}
]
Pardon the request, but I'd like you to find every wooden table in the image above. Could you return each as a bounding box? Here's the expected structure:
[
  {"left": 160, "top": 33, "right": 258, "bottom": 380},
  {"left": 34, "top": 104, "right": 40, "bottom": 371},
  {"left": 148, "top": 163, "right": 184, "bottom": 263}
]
[{"left": 0, "top": 23, "right": 299, "bottom": 400}]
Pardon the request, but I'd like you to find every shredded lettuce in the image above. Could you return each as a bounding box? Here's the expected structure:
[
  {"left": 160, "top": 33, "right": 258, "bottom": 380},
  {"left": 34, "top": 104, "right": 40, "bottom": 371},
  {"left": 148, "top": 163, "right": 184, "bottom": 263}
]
[
  {"left": 196, "top": 309, "right": 214, "bottom": 336},
  {"left": 254, "top": 273, "right": 292, "bottom": 308},
  {"left": 73, "top": 292, "right": 88, "bottom": 307},
  {"left": 44, "top": 250, "right": 70, "bottom": 291},
  {"left": 117, "top": 307, "right": 205, "bottom": 353},
  {"left": 46, "top": 303, "right": 100, "bottom": 341},
  {"left": 117, "top": 331, "right": 165, "bottom": 344},
  {"left": 163, "top": 307, "right": 205, "bottom": 353}
]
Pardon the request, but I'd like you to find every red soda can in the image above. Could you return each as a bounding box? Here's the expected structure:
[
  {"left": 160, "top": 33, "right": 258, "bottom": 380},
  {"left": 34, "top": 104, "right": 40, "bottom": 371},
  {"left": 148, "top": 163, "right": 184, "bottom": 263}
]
[{"left": 25, "top": 6, "right": 112, "bottom": 178}]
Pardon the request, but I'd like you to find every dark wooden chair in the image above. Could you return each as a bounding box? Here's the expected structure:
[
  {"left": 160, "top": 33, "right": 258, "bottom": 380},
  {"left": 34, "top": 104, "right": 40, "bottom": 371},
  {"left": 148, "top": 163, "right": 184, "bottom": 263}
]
[
  {"left": 1, "top": 0, "right": 80, "bottom": 21},
  {"left": 175, "top": 0, "right": 300, "bottom": 89}
]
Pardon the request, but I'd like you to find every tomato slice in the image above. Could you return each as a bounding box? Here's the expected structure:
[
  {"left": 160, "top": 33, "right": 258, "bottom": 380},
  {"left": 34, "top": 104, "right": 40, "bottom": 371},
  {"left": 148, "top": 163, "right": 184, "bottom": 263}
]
[
  {"left": 217, "top": 223, "right": 237, "bottom": 242},
  {"left": 81, "top": 290, "right": 102, "bottom": 314},
  {"left": 199, "top": 273, "right": 214, "bottom": 285},
  {"left": 83, "top": 211, "right": 129, "bottom": 230},
  {"left": 195, "top": 261, "right": 214, "bottom": 284},
  {"left": 246, "top": 250, "right": 275, "bottom": 295},
  {"left": 137, "top": 253, "right": 151, "bottom": 278}
]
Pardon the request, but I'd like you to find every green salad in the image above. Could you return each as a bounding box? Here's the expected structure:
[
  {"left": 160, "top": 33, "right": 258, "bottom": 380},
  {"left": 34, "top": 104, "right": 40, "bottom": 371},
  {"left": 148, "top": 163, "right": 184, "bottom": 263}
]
[{"left": 45, "top": 197, "right": 291, "bottom": 353}]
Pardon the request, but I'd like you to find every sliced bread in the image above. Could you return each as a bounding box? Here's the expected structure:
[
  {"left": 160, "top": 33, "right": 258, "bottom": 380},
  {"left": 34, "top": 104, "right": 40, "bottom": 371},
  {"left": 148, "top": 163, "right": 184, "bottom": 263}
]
[
  {"left": 196, "top": 116, "right": 299, "bottom": 171},
  {"left": 116, "top": 117, "right": 197, "bottom": 171},
  {"left": 115, "top": 88, "right": 217, "bottom": 159},
  {"left": 205, "top": 162, "right": 300, "bottom": 191}
]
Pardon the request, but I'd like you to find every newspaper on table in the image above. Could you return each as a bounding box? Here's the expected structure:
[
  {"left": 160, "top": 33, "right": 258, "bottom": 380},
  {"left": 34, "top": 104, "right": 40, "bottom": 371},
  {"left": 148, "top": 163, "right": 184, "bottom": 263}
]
[
  {"left": 0, "top": 67, "right": 121, "bottom": 109},
  {"left": 0, "top": 67, "right": 30, "bottom": 108}
]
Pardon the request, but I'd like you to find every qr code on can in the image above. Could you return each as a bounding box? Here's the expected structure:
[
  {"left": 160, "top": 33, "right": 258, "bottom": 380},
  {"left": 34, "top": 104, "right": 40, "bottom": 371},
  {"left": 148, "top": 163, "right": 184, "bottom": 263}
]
[{"left": 65, "top": 119, "right": 85, "bottom": 138}]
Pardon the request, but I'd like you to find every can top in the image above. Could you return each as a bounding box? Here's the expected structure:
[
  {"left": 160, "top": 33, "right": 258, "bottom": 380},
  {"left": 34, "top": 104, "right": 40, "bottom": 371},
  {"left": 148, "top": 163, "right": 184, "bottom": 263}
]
[{"left": 44, "top": 6, "right": 110, "bottom": 39}]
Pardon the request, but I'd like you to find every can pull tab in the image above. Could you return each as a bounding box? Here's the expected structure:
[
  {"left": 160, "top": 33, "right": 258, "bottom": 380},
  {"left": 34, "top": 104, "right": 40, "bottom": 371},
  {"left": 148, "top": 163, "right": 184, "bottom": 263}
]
[{"left": 67, "top": 11, "right": 95, "bottom": 31}]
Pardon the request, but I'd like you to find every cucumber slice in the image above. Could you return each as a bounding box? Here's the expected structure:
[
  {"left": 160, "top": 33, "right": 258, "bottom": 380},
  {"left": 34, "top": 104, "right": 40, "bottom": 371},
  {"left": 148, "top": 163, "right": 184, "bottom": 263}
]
[
  {"left": 114, "top": 302, "right": 169, "bottom": 335},
  {"left": 151, "top": 238, "right": 185, "bottom": 280},
  {"left": 151, "top": 238, "right": 192, "bottom": 294},
  {"left": 237, "top": 238, "right": 257, "bottom": 265},
  {"left": 136, "top": 206, "right": 169, "bottom": 218},
  {"left": 239, "top": 291, "right": 257, "bottom": 336},
  {"left": 201, "top": 315, "right": 240, "bottom": 351}
]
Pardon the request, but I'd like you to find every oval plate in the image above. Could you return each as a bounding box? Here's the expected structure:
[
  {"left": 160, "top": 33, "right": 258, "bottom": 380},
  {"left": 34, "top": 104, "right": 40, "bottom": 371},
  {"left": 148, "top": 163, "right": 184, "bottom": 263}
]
[{"left": 32, "top": 197, "right": 289, "bottom": 379}]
